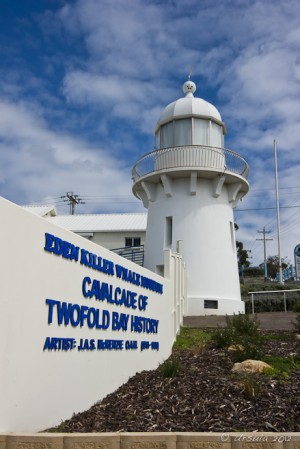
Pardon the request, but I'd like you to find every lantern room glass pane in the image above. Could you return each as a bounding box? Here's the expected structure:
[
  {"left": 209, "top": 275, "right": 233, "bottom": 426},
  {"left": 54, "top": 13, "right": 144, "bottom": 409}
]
[
  {"left": 193, "top": 118, "right": 209, "bottom": 145},
  {"left": 174, "top": 119, "right": 192, "bottom": 146},
  {"left": 155, "top": 130, "right": 160, "bottom": 149},
  {"left": 160, "top": 122, "right": 174, "bottom": 148},
  {"left": 210, "top": 121, "right": 223, "bottom": 147}
]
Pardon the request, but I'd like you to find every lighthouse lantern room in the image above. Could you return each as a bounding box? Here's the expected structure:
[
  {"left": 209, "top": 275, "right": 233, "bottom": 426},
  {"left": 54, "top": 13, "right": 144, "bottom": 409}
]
[{"left": 132, "top": 79, "right": 249, "bottom": 316}]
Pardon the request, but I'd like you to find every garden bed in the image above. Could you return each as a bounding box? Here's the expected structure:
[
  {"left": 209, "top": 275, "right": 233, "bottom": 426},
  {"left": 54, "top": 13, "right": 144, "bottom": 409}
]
[{"left": 48, "top": 331, "right": 300, "bottom": 433}]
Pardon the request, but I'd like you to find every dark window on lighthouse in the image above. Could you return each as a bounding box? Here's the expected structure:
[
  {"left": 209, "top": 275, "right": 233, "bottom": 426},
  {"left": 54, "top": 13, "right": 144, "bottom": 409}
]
[
  {"left": 204, "top": 300, "right": 218, "bottom": 309},
  {"left": 165, "top": 216, "right": 173, "bottom": 248}
]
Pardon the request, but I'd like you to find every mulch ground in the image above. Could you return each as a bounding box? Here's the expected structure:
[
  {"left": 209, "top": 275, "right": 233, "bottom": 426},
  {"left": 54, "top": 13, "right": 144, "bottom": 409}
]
[{"left": 50, "top": 335, "right": 300, "bottom": 433}]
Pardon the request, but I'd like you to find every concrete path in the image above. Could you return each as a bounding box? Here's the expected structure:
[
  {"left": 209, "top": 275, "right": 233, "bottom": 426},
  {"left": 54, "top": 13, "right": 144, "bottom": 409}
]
[{"left": 183, "top": 311, "right": 298, "bottom": 331}]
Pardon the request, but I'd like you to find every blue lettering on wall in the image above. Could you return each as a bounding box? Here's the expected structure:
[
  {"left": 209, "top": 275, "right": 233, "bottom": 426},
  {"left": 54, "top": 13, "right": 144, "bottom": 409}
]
[
  {"left": 43, "top": 337, "right": 158, "bottom": 352},
  {"left": 82, "top": 276, "right": 113, "bottom": 302},
  {"left": 43, "top": 233, "right": 163, "bottom": 353},
  {"left": 43, "top": 233, "right": 163, "bottom": 295},
  {"left": 140, "top": 341, "right": 159, "bottom": 351},
  {"left": 125, "top": 340, "right": 138, "bottom": 350},
  {"left": 131, "top": 315, "right": 159, "bottom": 334},
  {"left": 78, "top": 338, "right": 96, "bottom": 351},
  {"left": 138, "top": 294, "right": 148, "bottom": 311},
  {"left": 82, "top": 277, "right": 138, "bottom": 310},
  {"left": 45, "top": 299, "right": 158, "bottom": 335},
  {"left": 44, "top": 233, "right": 79, "bottom": 262},
  {"left": 97, "top": 339, "right": 124, "bottom": 350},
  {"left": 141, "top": 275, "right": 163, "bottom": 294},
  {"left": 115, "top": 265, "right": 141, "bottom": 286},
  {"left": 80, "top": 249, "right": 114, "bottom": 275},
  {"left": 43, "top": 336, "right": 77, "bottom": 351},
  {"left": 46, "top": 299, "right": 110, "bottom": 329},
  {"left": 112, "top": 311, "right": 129, "bottom": 331}
]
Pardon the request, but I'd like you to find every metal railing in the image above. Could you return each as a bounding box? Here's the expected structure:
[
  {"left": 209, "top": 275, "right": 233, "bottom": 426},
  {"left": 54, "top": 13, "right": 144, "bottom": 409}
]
[
  {"left": 132, "top": 145, "right": 249, "bottom": 182},
  {"left": 247, "top": 289, "right": 300, "bottom": 314},
  {"left": 111, "top": 245, "right": 144, "bottom": 266}
]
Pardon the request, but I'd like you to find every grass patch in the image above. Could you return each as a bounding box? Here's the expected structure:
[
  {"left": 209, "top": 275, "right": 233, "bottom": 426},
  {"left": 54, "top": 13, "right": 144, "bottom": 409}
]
[
  {"left": 262, "top": 355, "right": 300, "bottom": 376},
  {"left": 235, "top": 373, "right": 264, "bottom": 398},
  {"left": 260, "top": 333, "right": 295, "bottom": 342},
  {"left": 173, "top": 328, "right": 211, "bottom": 351},
  {"left": 43, "top": 421, "right": 67, "bottom": 433}
]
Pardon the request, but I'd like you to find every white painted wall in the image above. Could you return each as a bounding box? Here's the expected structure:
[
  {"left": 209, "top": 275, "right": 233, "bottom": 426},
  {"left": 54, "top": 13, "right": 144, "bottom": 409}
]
[
  {"left": 0, "top": 197, "right": 173, "bottom": 432},
  {"left": 90, "top": 231, "right": 145, "bottom": 250},
  {"left": 144, "top": 178, "right": 244, "bottom": 316}
]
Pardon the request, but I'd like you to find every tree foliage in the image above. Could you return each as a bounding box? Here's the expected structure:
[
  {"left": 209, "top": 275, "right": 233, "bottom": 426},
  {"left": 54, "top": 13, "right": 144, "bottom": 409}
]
[
  {"left": 235, "top": 223, "right": 251, "bottom": 271},
  {"left": 265, "top": 255, "right": 288, "bottom": 279},
  {"left": 237, "top": 240, "right": 250, "bottom": 268},
  {"left": 261, "top": 256, "right": 288, "bottom": 279}
]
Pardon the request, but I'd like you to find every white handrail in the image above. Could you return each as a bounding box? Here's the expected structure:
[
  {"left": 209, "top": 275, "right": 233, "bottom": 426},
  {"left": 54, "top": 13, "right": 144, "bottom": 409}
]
[{"left": 132, "top": 145, "right": 249, "bottom": 182}]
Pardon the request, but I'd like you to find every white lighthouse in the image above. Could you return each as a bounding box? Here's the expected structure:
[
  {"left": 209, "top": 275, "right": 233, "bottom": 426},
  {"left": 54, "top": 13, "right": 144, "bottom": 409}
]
[{"left": 132, "top": 79, "right": 249, "bottom": 316}]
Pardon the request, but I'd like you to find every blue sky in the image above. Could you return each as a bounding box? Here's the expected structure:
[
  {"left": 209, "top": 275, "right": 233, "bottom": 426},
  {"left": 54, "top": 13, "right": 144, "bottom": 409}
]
[{"left": 1, "top": 0, "right": 300, "bottom": 267}]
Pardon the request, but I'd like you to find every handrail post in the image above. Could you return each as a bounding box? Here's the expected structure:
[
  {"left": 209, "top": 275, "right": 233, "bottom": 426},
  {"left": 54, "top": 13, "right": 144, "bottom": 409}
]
[
  {"left": 251, "top": 293, "right": 254, "bottom": 314},
  {"left": 283, "top": 291, "right": 286, "bottom": 312}
]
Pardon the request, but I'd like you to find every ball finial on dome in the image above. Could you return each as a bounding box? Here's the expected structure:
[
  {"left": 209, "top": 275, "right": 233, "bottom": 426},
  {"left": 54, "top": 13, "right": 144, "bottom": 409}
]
[{"left": 183, "top": 79, "right": 196, "bottom": 96}]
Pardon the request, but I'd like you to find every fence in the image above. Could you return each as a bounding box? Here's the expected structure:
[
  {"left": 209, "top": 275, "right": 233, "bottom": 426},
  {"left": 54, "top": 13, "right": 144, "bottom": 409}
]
[
  {"left": 164, "top": 246, "right": 186, "bottom": 337},
  {"left": 111, "top": 245, "right": 144, "bottom": 266},
  {"left": 247, "top": 289, "right": 300, "bottom": 314}
]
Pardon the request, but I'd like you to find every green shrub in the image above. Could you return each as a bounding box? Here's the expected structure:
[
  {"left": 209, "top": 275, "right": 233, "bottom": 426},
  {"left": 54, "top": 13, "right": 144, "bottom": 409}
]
[
  {"left": 292, "top": 314, "right": 300, "bottom": 333},
  {"left": 226, "top": 313, "right": 260, "bottom": 335},
  {"left": 211, "top": 327, "right": 234, "bottom": 348},
  {"left": 293, "top": 301, "right": 300, "bottom": 313},
  {"left": 159, "top": 359, "right": 180, "bottom": 378},
  {"left": 243, "top": 267, "right": 264, "bottom": 277},
  {"left": 230, "top": 337, "right": 263, "bottom": 362},
  {"left": 211, "top": 313, "right": 263, "bottom": 361}
]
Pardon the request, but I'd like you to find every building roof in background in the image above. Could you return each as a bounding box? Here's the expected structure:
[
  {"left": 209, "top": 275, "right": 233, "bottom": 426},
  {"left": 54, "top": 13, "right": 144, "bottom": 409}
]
[
  {"left": 22, "top": 205, "right": 57, "bottom": 217},
  {"left": 48, "top": 213, "right": 147, "bottom": 232}
]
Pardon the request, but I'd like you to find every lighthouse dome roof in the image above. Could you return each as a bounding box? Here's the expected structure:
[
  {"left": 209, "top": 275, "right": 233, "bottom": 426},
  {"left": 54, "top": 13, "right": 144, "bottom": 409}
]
[{"left": 156, "top": 80, "right": 223, "bottom": 129}]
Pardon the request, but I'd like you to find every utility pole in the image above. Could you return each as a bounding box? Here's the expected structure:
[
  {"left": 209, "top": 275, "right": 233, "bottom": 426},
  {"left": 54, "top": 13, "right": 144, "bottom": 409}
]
[
  {"left": 62, "top": 192, "right": 85, "bottom": 215},
  {"left": 257, "top": 227, "right": 273, "bottom": 280},
  {"left": 274, "top": 140, "right": 283, "bottom": 284}
]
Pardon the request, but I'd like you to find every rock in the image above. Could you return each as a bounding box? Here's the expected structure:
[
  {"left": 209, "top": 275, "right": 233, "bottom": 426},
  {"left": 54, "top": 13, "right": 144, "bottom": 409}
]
[
  {"left": 295, "top": 334, "right": 300, "bottom": 340},
  {"left": 232, "top": 359, "right": 273, "bottom": 374},
  {"left": 228, "top": 344, "right": 244, "bottom": 352}
]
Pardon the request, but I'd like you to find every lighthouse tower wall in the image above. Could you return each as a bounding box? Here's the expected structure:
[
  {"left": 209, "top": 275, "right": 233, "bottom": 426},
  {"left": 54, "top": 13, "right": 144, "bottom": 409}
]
[
  {"left": 132, "top": 78, "right": 249, "bottom": 316},
  {"left": 144, "top": 177, "right": 244, "bottom": 316}
]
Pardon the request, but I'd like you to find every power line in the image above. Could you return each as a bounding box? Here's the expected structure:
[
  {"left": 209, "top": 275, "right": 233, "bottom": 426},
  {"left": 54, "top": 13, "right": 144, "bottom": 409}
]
[
  {"left": 235, "top": 205, "right": 300, "bottom": 212},
  {"left": 250, "top": 185, "right": 300, "bottom": 192}
]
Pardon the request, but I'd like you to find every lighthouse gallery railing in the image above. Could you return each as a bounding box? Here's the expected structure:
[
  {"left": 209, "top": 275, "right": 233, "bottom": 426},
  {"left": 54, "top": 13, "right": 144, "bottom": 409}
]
[{"left": 132, "top": 145, "right": 249, "bottom": 182}]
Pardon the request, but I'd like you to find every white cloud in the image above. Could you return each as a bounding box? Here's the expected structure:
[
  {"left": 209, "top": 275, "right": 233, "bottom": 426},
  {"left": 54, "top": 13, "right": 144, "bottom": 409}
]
[{"left": 0, "top": 98, "right": 141, "bottom": 213}]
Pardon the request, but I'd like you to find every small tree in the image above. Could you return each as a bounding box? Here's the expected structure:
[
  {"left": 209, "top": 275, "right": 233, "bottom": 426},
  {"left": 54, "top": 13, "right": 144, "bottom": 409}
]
[
  {"left": 235, "top": 223, "right": 251, "bottom": 275},
  {"left": 237, "top": 240, "right": 251, "bottom": 268},
  {"left": 266, "top": 255, "right": 288, "bottom": 279}
]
